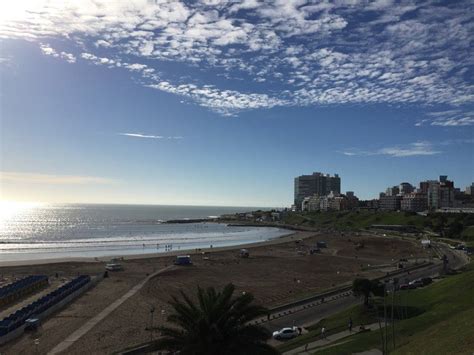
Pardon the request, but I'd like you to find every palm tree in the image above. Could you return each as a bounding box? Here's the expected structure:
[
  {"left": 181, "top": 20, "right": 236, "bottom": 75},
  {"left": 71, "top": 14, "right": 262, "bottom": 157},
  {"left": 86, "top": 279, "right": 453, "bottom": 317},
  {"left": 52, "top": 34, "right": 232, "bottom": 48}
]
[
  {"left": 352, "top": 278, "right": 384, "bottom": 307},
  {"left": 153, "top": 283, "right": 279, "bottom": 355}
]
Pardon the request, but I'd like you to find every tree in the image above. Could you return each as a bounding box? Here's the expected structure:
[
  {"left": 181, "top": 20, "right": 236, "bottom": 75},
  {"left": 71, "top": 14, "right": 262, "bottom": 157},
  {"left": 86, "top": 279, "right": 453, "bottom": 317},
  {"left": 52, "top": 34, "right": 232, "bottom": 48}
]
[
  {"left": 352, "top": 278, "right": 384, "bottom": 307},
  {"left": 153, "top": 283, "right": 279, "bottom": 355}
]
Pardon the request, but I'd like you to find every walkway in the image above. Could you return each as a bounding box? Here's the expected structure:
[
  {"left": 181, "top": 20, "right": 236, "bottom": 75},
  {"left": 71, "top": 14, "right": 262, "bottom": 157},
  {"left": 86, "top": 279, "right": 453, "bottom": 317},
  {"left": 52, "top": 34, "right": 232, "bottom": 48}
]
[
  {"left": 48, "top": 265, "right": 174, "bottom": 355},
  {"left": 283, "top": 323, "right": 380, "bottom": 355}
]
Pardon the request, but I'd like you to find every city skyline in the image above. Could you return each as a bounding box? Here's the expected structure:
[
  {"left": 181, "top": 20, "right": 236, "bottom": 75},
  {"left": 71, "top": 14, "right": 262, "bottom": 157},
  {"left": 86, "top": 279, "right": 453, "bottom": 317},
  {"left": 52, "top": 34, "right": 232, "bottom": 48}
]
[{"left": 1, "top": 0, "right": 473, "bottom": 207}]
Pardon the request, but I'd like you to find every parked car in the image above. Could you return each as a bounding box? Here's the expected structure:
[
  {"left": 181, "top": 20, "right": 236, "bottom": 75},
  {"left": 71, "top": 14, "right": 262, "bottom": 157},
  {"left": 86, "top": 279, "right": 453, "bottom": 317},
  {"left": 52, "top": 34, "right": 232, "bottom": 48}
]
[
  {"left": 399, "top": 284, "right": 409, "bottom": 290},
  {"left": 174, "top": 255, "right": 192, "bottom": 265},
  {"left": 272, "top": 327, "right": 299, "bottom": 340},
  {"left": 421, "top": 277, "right": 432, "bottom": 286},
  {"left": 239, "top": 249, "right": 249, "bottom": 258},
  {"left": 409, "top": 279, "right": 423, "bottom": 288},
  {"left": 105, "top": 263, "right": 123, "bottom": 271}
]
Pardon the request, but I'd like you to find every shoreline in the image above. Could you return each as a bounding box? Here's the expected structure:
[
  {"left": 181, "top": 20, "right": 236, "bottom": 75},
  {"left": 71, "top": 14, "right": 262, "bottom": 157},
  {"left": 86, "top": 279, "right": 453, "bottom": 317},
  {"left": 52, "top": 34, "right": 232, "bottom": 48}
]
[{"left": 0, "top": 227, "right": 307, "bottom": 268}]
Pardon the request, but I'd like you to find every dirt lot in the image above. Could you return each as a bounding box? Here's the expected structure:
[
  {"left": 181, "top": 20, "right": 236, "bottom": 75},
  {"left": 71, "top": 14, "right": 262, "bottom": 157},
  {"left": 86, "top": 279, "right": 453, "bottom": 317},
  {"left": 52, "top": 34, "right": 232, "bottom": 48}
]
[{"left": 0, "top": 230, "right": 429, "bottom": 354}]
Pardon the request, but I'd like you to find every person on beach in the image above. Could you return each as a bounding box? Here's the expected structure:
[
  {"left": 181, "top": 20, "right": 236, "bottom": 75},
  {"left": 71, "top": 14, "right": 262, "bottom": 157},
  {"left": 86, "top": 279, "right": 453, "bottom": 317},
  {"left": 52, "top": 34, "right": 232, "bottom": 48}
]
[
  {"left": 349, "top": 318, "right": 353, "bottom": 332},
  {"left": 321, "top": 327, "right": 326, "bottom": 339}
]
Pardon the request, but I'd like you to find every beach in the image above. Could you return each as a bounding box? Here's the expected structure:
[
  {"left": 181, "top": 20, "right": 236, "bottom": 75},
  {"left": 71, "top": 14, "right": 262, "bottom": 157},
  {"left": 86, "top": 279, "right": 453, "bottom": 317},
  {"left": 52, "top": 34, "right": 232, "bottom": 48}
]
[{"left": 0, "top": 228, "right": 430, "bottom": 354}]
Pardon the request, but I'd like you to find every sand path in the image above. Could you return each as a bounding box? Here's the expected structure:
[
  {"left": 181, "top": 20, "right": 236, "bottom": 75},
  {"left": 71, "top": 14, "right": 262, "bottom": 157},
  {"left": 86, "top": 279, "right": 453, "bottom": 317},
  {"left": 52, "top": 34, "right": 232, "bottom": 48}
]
[{"left": 47, "top": 265, "right": 174, "bottom": 355}]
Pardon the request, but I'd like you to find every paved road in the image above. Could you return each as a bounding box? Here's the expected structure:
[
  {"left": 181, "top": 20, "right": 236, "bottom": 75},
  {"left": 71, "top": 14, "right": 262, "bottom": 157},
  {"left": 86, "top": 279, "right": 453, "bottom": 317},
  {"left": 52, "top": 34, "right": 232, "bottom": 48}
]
[{"left": 265, "top": 241, "right": 468, "bottom": 338}]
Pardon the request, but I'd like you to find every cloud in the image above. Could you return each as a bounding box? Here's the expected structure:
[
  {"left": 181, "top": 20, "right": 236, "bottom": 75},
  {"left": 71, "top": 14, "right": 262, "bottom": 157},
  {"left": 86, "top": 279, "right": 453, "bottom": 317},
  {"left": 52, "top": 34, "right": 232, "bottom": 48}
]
[
  {"left": 416, "top": 109, "right": 474, "bottom": 126},
  {"left": 40, "top": 43, "right": 76, "bottom": 63},
  {"left": 118, "top": 133, "right": 182, "bottom": 139},
  {"left": 2, "top": 1, "right": 474, "bottom": 116},
  {"left": 0, "top": 171, "right": 116, "bottom": 185},
  {"left": 342, "top": 142, "right": 441, "bottom": 158}
]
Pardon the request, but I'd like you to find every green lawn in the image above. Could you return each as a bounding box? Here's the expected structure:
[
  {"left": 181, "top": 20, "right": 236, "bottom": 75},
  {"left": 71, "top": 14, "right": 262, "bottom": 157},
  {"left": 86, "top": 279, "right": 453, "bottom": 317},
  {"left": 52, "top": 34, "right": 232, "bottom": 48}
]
[
  {"left": 461, "top": 225, "right": 474, "bottom": 241},
  {"left": 276, "top": 303, "right": 378, "bottom": 353},
  {"left": 311, "top": 260, "right": 474, "bottom": 354},
  {"left": 282, "top": 210, "right": 474, "bottom": 241}
]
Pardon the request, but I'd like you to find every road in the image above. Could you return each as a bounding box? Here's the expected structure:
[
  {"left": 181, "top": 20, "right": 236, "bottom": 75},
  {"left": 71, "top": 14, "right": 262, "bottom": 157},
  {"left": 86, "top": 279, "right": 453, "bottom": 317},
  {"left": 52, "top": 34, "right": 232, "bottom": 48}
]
[{"left": 264, "top": 241, "right": 468, "bottom": 339}]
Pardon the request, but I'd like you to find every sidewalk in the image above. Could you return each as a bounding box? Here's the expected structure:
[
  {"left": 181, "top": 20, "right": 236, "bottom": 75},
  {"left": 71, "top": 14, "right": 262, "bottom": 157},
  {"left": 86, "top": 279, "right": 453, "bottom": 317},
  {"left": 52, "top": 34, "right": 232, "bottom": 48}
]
[{"left": 283, "top": 323, "right": 381, "bottom": 355}]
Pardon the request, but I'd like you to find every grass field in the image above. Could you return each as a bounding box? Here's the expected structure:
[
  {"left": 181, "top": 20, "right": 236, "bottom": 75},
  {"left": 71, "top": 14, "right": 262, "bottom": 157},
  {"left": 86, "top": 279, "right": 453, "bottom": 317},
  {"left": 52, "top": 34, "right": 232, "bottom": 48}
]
[
  {"left": 308, "top": 261, "right": 474, "bottom": 354},
  {"left": 282, "top": 210, "right": 474, "bottom": 241}
]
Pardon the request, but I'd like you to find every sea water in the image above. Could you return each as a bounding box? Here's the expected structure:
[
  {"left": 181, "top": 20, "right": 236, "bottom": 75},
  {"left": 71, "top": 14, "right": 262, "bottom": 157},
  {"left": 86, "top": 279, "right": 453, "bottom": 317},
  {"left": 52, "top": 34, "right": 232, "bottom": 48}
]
[{"left": 0, "top": 204, "right": 288, "bottom": 262}]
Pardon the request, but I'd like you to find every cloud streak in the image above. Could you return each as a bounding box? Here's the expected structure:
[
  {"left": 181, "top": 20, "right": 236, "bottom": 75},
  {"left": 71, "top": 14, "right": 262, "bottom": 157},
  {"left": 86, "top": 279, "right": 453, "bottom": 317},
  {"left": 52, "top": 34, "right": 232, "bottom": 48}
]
[
  {"left": 118, "top": 133, "right": 183, "bottom": 139},
  {"left": 0, "top": 171, "right": 116, "bottom": 185},
  {"left": 416, "top": 110, "right": 474, "bottom": 127},
  {"left": 342, "top": 142, "right": 441, "bottom": 158}
]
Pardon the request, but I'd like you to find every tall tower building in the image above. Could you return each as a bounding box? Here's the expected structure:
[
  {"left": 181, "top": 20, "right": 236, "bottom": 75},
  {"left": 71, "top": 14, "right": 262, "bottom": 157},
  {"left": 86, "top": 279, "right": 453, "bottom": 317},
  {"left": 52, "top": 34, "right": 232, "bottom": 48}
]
[{"left": 294, "top": 172, "right": 341, "bottom": 208}]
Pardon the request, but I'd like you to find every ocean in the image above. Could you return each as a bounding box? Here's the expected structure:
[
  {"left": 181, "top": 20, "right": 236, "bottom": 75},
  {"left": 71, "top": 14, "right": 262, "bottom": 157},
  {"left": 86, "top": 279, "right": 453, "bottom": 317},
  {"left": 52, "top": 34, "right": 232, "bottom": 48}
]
[{"left": 0, "top": 203, "right": 288, "bottom": 262}]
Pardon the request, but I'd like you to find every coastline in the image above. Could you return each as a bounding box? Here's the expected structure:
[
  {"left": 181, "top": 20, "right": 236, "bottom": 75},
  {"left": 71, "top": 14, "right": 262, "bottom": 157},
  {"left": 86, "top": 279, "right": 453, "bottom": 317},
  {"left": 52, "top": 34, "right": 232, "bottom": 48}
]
[{"left": 0, "top": 227, "right": 305, "bottom": 267}]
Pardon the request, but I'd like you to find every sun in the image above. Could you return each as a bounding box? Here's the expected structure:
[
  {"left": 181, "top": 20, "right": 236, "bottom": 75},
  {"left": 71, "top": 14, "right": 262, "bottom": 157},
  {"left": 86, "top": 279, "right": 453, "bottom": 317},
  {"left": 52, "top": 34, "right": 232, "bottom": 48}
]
[{"left": 0, "top": 200, "right": 42, "bottom": 225}]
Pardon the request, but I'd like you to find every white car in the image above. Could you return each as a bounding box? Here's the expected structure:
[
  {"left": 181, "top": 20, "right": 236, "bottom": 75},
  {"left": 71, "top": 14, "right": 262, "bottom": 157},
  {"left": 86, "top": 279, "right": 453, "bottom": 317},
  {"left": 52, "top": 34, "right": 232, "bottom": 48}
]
[{"left": 272, "top": 327, "right": 299, "bottom": 340}]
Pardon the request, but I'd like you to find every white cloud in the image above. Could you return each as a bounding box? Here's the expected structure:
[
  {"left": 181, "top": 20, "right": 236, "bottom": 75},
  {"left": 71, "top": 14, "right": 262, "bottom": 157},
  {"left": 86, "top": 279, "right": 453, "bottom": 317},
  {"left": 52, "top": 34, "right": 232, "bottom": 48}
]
[
  {"left": 0, "top": 171, "right": 116, "bottom": 185},
  {"left": 342, "top": 142, "right": 441, "bottom": 158},
  {"left": 3, "top": 1, "right": 474, "bottom": 116},
  {"left": 118, "top": 133, "right": 182, "bottom": 139},
  {"left": 40, "top": 43, "right": 76, "bottom": 63},
  {"left": 417, "top": 110, "right": 474, "bottom": 126}
]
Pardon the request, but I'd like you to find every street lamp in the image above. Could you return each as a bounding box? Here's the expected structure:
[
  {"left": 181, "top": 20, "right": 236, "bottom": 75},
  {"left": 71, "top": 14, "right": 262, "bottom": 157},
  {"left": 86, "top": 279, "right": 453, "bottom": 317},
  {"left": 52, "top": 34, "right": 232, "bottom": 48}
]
[
  {"left": 34, "top": 338, "right": 40, "bottom": 355},
  {"left": 149, "top": 306, "right": 156, "bottom": 342}
]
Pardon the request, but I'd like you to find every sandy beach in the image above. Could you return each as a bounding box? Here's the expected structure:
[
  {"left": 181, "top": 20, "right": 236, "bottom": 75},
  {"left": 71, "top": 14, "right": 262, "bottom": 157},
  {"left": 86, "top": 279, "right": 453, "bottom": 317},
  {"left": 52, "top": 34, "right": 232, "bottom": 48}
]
[{"left": 0, "top": 229, "right": 430, "bottom": 354}]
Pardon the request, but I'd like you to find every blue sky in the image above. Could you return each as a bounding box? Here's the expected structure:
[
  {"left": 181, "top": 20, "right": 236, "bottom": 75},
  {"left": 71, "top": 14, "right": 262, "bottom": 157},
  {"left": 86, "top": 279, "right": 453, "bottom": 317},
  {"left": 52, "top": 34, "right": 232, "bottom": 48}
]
[{"left": 0, "top": 0, "right": 473, "bottom": 206}]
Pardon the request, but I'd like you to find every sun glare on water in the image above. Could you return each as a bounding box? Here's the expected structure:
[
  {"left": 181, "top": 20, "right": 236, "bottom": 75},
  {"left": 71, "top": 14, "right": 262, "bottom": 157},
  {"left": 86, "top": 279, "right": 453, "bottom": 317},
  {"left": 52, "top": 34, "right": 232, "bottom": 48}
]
[{"left": 0, "top": 201, "right": 42, "bottom": 226}]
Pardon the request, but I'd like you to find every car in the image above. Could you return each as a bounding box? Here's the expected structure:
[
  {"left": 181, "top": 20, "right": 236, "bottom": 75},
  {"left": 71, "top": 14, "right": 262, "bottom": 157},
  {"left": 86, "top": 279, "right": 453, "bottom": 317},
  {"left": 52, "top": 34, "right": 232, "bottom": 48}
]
[
  {"left": 105, "top": 263, "right": 123, "bottom": 271},
  {"left": 409, "top": 279, "right": 423, "bottom": 288},
  {"left": 399, "top": 284, "right": 409, "bottom": 290},
  {"left": 421, "top": 277, "right": 432, "bottom": 286},
  {"left": 272, "top": 327, "right": 299, "bottom": 340}
]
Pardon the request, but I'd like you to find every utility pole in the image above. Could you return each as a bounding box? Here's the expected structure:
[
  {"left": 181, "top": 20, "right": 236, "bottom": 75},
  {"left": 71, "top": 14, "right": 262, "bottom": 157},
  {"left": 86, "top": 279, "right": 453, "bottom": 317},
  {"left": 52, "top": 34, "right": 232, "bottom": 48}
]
[
  {"left": 391, "top": 278, "right": 398, "bottom": 350},
  {"left": 383, "top": 282, "right": 388, "bottom": 354}
]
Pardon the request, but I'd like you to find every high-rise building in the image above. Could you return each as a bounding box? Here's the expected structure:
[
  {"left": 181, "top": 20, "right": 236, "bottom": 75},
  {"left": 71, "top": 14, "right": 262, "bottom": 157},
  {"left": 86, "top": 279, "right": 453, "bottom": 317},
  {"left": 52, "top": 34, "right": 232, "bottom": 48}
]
[
  {"left": 399, "top": 182, "right": 414, "bottom": 195},
  {"left": 421, "top": 176, "right": 455, "bottom": 209},
  {"left": 294, "top": 172, "right": 341, "bottom": 208}
]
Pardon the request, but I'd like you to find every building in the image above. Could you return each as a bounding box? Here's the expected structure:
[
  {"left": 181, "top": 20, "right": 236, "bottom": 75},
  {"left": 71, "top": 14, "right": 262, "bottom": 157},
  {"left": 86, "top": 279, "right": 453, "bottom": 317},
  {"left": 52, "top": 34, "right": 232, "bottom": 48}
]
[
  {"left": 302, "top": 191, "right": 355, "bottom": 212},
  {"left": 294, "top": 172, "right": 341, "bottom": 208},
  {"left": 379, "top": 195, "right": 402, "bottom": 211},
  {"left": 385, "top": 186, "right": 400, "bottom": 196},
  {"left": 345, "top": 191, "right": 359, "bottom": 210},
  {"left": 420, "top": 176, "right": 455, "bottom": 209},
  {"left": 399, "top": 182, "right": 414, "bottom": 195},
  {"left": 466, "top": 183, "right": 474, "bottom": 195},
  {"left": 301, "top": 194, "right": 322, "bottom": 212},
  {"left": 401, "top": 192, "right": 428, "bottom": 212}
]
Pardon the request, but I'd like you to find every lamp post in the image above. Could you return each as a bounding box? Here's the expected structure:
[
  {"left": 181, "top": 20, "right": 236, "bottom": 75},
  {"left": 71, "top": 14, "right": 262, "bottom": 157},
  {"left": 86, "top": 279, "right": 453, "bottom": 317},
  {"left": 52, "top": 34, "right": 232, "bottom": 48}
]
[
  {"left": 150, "top": 306, "right": 156, "bottom": 342},
  {"left": 34, "top": 338, "right": 40, "bottom": 355}
]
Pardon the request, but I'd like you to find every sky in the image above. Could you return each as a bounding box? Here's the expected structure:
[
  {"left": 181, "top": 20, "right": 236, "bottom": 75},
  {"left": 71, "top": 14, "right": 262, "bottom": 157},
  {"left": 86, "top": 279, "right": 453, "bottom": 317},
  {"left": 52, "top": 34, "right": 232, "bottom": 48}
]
[{"left": 0, "top": 0, "right": 473, "bottom": 207}]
